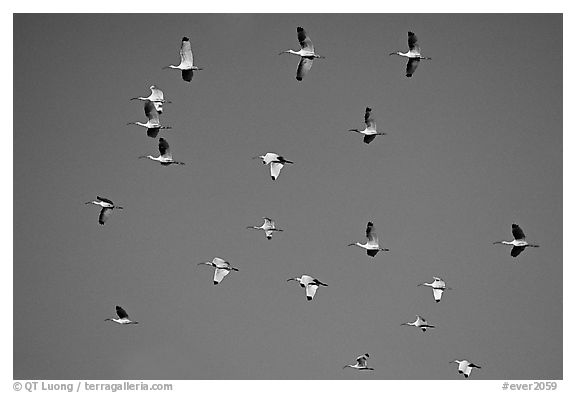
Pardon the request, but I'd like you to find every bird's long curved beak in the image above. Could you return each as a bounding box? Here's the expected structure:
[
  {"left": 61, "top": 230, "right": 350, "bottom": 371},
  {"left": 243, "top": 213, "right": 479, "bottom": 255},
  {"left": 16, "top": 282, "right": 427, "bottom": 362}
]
[
  {"left": 389, "top": 52, "right": 397, "bottom": 56},
  {"left": 126, "top": 122, "right": 136, "bottom": 125},
  {"left": 130, "top": 97, "right": 139, "bottom": 101}
]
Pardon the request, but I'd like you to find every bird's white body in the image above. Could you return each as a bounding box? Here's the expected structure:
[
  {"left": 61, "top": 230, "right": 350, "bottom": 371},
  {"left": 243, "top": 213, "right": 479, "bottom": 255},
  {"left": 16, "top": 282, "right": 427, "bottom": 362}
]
[
  {"left": 348, "top": 221, "right": 390, "bottom": 257},
  {"left": 451, "top": 359, "right": 481, "bottom": 378},
  {"left": 349, "top": 107, "right": 386, "bottom": 144},
  {"left": 253, "top": 152, "right": 293, "bottom": 180},
  {"left": 287, "top": 274, "right": 327, "bottom": 301},
  {"left": 139, "top": 138, "right": 185, "bottom": 166},
  {"left": 343, "top": 353, "right": 374, "bottom": 371},
  {"left": 198, "top": 257, "right": 239, "bottom": 285},
  {"left": 493, "top": 224, "right": 540, "bottom": 258},
  {"left": 85, "top": 196, "right": 123, "bottom": 225},
  {"left": 247, "top": 217, "right": 283, "bottom": 239},
  {"left": 401, "top": 315, "right": 435, "bottom": 332},
  {"left": 279, "top": 27, "right": 324, "bottom": 81},
  {"left": 418, "top": 276, "right": 452, "bottom": 302}
]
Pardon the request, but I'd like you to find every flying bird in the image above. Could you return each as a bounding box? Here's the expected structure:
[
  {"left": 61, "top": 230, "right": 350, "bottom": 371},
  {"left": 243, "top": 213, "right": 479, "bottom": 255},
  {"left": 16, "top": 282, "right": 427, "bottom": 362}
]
[
  {"left": 130, "top": 85, "right": 171, "bottom": 114},
  {"left": 287, "top": 275, "right": 328, "bottom": 301},
  {"left": 247, "top": 217, "right": 284, "bottom": 240},
  {"left": 418, "top": 276, "right": 452, "bottom": 303},
  {"left": 348, "top": 221, "right": 390, "bottom": 257},
  {"left": 85, "top": 196, "right": 123, "bottom": 225},
  {"left": 139, "top": 138, "right": 185, "bottom": 166},
  {"left": 389, "top": 31, "right": 431, "bottom": 77},
  {"left": 348, "top": 107, "right": 387, "bottom": 144},
  {"left": 252, "top": 152, "right": 294, "bottom": 180},
  {"left": 279, "top": 26, "right": 324, "bottom": 81},
  {"left": 450, "top": 360, "right": 481, "bottom": 378},
  {"left": 401, "top": 315, "right": 435, "bottom": 332},
  {"left": 198, "top": 257, "right": 239, "bottom": 285},
  {"left": 163, "top": 37, "right": 203, "bottom": 82},
  {"left": 105, "top": 306, "right": 138, "bottom": 325},
  {"left": 343, "top": 354, "right": 374, "bottom": 371},
  {"left": 127, "top": 100, "right": 172, "bottom": 138},
  {"left": 493, "top": 224, "right": 540, "bottom": 257}
]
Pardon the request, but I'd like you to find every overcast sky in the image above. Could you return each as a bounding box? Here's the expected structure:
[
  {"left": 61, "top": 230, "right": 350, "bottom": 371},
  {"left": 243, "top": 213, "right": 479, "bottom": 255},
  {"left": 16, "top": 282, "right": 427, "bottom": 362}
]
[{"left": 13, "top": 13, "right": 562, "bottom": 380}]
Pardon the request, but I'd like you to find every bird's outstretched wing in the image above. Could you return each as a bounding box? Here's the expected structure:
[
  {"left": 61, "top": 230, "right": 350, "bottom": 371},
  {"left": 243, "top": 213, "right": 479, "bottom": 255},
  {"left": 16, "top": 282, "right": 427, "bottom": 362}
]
[
  {"left": 408, "top": 31, "right": 420, "bottom": 53},
  {"left": 144, "top": 100, "right": 160, "bottom": 124},
  {"left": 96, "top": 196, "right": 114, "bottom": 204},
  {"left": 366, "top": 222, "right": 378, "bottom": 243},
  {"left": 363, "top": 134, "right": 376, "bottom": 144},
  {"left": 147, "top": 128, "right": 160, "bottom": 138},
  {"left": 406, "top": 58, "right": 420, "bottom": 77},
  {"left": 182, "top": 69, "right": 193, "bottom": 82},
  {"left": 150, "top": 86, "right": 164, "bottom": 101},
  {"left": 297, "top": 27, "right": 314, "bottom": 52},
  {"left": 180, "top": 37, "right": 194, "bottom": 68},
  {"left": 512, "top": 224, "right": 526, "bottom": 240},
  {"left": 511, "top": 246, "right": 525, "bottom": 258},
  {"left": 116, "top": 306, "right": 129, "bottom": 319},
  {"left": 270, "top": 162, "right": 284, "bottom": 180},
  {"left": 213, "top": 268, "right": 231, "bottom": 284},
  {"left": 99, "top": 208, "right": 113, "bottom": 225},
  {"left": 432, "top": 288, "right": 444, "bottom": 302},
  {"left": 305, "top": 284, "right": 318, "bottom": 300},
  {"left": 356, "top": 355, "right": 368, "bottom": 367},
  {"left": 158, "top": 138, "right": 172, "bottom": 158},
  {"left": 296, "top": 57, "right": 313, "bottom": 81},
  {"left": 364, "top": 107, "right": 376, "bottom": 130}
]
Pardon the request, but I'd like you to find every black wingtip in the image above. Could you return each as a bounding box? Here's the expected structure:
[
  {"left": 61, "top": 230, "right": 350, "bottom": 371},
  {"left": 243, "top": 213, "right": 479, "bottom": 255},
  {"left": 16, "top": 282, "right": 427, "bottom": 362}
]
[
  {"left": 306, "top": 296, "right": 312, "bottom": 301},
  {"left": 464, "top": 374, "right": 468, "bottom": 378},
  {"left": 213, "top": 281, "right": 219, "bottom": 285},
  {"left": 408, "top": 31, "right": 415, "bottom": 35},
  {"left": 406, "top": 74, "right": 413, "bottom": 77},
  {"left": 296, "top": 76, "right": 303, "bottom": 81},
  {"left": 182, "top": 36, "right": 190, "bottom": 41},
  {"left": 435, "top": 299, "right": 440, "bottom": 303},
  {"left": 297, "top": 27, "right": 304, "bottom": 32}
]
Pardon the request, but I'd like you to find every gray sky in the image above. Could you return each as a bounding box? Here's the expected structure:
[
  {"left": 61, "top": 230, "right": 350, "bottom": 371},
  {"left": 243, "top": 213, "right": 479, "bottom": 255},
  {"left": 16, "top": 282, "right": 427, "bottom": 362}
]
[{"left": 13, "top": 14, "right": 562, "bottom": 380}]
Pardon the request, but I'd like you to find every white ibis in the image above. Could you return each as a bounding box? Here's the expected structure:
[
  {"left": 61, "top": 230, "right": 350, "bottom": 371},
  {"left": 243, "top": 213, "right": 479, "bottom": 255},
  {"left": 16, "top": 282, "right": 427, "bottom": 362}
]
[
  {"left": 287, "top": 275, "right": 327, "bottom": 301},
  {"left": 450, "top": 360, "right": 481, "bottom": 378},
  {"left": 85, "top": 196, "right": 123, "bottom": 225},
  {"left": 198, "top": 257, "right": 239, "bottom": 285},
  {"left": 246, "top": 217, "right": 284, "bottom": 239},
  {"left": 343, "top": 354, "right": 374, "bottom": 371},
  {"left": 389, "top": 31, "right": 431, "bottom": 77},
  {"left": 127, "top": 100, "right": 172, "bottom": 138},
  {"left": 130, "top": 85, "right": 171, "bottom": 114},
  {"left": 252, "top": 152, "right": 294, "bottom": 180},
  {"left": 105, "top": 306, "right": 138, "bottom": 325},
  {"left": 279, "top": 26, "right": 324, "bottom": 81},
  {"left": 401, "top": 315, "right": 435, "bottom": 332},
  {"left": 418, "top": 276, "right": 452, "bottom": 303},
  {"left": 139, "top": 137, "right": 185, "bottom": 166},
  {"left": 348, "top": 107, "right": 387, "bottom": 144},
  {"left": 348, "top": 221, "right": 390, "bottom": 257},
  {"left": 493, "top": 224, "right": 540, "bottom": 257},
  {"left": 163, "top": 37, "right": 202, "bottom": 82}
]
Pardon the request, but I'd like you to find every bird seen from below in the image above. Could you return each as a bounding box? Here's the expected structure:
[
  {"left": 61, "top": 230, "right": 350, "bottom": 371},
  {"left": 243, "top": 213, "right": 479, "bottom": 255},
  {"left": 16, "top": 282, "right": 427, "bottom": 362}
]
[
  {"left": 252, "top": 152, "right": 294, "bottom": 180},
  {"left": 493, "top": 224, "right": 540, "bottom": 257},
  {"left": 198, "top": 257, "right": 239, "bottom": 285},
  {"left": 85, "top": 196, "right": 123, "bottom": 225},
  {"left": 343, "top": 353, "right": 374, "bottom": 371},
  {"left": 130, "top": 85, "right": 171, "bottom": 114},
  {"left": 450, "top": 359, "right": 482, "bottom": 378},
  {"left": 348, "top": 107, "right": 387, "bottom": 144},
  {"left": 105, "top": 306, "right": 138, "bottom": 325},
  {"left": 287, "top": 274, "right": 328, "bottom": 301},
  {"left": 389, "top": 31, "right": 431, "bottom": 77},
  {"left": 348, "top": 221, "right": 390, "bottom": 257},
  {"left": 127, "top": 100, "right": 172, "bottom": 138},
  {"left": 418, "top": 276, "right": 452, "bottom": 303},
  {"left": 139, "top": 138, "right": 185, "bottom": 166},
  {"left": 246, "top": 217, "right": 284, "bottom": 240},
  {"left": 401, "top": 315, "right": 436, "bottom": 332},
  {"left": 163, "top": 37, "right": 202, "bottom": 82},
  {"left": 279, "top": 27, "right": 324, "bottom": 81}
]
